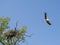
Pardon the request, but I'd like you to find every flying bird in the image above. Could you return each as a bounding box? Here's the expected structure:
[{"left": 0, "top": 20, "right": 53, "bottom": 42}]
[{"left": 44, "top": 12, "right": 51, "bottom": 25}]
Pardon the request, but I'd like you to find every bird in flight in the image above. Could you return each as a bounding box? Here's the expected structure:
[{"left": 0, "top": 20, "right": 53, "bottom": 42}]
[{"left": 44, "top": 12, "right": 51, "bottom": 25}]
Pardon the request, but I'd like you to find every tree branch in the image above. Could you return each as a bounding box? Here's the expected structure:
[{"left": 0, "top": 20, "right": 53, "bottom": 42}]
[{"left": 0, "top": 41, "right": 5, "bottom": 45}]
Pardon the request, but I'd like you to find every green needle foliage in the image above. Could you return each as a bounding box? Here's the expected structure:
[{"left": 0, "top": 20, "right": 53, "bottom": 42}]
[{"left": 0, "top": 17, "right": 28, "bottom": 45}]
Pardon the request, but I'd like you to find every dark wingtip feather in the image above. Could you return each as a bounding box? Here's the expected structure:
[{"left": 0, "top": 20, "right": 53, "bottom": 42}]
[{"left": 49, "top": 23, "right": 51, "bottom": 25}]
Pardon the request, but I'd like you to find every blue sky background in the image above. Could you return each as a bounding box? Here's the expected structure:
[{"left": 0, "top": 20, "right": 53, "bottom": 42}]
[{"left": 0, "top": 0, "right": 60, "bottom": 45}]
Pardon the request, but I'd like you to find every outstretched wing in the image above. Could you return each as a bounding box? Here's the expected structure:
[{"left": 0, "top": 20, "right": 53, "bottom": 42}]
[
  {"left": 45, "top": 12, "right": 48, "bottom": 19},
  {"left": 47, "top": 20, "right": 51, "bottom": 25}
]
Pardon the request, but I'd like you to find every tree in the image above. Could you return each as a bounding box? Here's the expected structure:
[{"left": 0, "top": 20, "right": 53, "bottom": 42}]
[{"left": 0, "top": 17, "right": 27, "bottom": 45}]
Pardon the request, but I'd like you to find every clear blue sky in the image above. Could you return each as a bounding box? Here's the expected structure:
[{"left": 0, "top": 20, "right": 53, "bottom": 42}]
[{"left": 0, "top": 0, "right": 60, "bottom": 45}]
